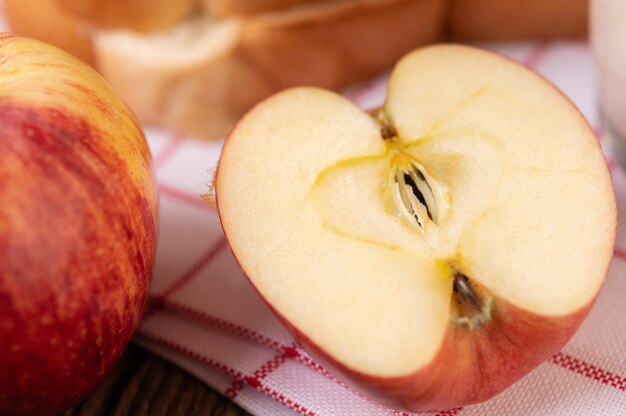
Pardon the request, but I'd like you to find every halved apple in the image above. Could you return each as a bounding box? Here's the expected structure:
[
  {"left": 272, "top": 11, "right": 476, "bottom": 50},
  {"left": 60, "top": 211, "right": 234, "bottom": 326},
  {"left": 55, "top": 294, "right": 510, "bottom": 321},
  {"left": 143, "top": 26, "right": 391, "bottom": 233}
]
[{"left": 215, "top": 45, "right": 616, "bottom": 411}]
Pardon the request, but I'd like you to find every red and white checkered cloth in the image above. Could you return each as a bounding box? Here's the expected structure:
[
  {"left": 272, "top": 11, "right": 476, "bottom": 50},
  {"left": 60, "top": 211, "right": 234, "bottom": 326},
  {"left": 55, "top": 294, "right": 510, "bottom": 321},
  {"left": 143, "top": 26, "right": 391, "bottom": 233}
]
[
  {"left": 139, "top": 42, "right": 626, "bottom": 416},
  {"left": 1, "top": 5, "right": 625, "bottom": 413}
]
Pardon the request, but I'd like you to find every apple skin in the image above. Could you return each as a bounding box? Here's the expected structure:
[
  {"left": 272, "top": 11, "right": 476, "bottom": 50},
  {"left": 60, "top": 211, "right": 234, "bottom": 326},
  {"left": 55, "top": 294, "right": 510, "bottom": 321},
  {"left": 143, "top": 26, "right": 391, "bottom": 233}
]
[
  {"left": 0, "top": 34, "right": 157, "bottom": 416},
  {"left": 277, "top": 298, "right": 594, "bottom": 411}
]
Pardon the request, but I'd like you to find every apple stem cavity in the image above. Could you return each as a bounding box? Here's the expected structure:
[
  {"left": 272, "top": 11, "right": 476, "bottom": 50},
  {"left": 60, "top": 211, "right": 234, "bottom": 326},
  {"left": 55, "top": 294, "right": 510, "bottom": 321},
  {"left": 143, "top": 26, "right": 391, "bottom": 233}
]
[
  {"left": 372, "top": 108, "right": 397, "bottom": 140},
  {"left": 381, "top": 123, "right": 397, "bottom": 140}
]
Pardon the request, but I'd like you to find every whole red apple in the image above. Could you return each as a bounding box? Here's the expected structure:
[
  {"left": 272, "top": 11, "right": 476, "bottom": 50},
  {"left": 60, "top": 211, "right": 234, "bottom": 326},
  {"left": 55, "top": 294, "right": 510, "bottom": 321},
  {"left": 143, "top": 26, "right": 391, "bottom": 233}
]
[{"left": 0, "top": 34, "right": 157, "bottom": 415}]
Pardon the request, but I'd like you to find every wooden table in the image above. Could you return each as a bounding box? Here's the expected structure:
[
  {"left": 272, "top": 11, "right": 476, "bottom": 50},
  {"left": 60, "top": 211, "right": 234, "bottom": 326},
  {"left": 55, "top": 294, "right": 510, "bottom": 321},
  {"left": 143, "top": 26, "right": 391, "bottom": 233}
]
[{"left": 62, "top": 344, "right": 251, "bottom": 416}]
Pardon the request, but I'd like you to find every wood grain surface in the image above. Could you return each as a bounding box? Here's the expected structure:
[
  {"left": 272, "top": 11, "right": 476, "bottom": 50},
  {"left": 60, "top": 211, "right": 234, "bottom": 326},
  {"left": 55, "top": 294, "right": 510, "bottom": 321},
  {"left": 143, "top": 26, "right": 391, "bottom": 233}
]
[{"left": 62, "top": 344, "right": 251, "bottom": 416}]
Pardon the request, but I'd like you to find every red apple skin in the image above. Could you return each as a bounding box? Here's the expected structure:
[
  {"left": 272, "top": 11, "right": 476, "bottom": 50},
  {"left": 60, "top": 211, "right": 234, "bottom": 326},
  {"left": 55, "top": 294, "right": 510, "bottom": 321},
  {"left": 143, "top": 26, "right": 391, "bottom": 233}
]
[
  {"left": 0, "top": 34, "right": 157, "bottom": 416},
  {"left": 276, "top": 298, "right": 594, "bottom": 411}
]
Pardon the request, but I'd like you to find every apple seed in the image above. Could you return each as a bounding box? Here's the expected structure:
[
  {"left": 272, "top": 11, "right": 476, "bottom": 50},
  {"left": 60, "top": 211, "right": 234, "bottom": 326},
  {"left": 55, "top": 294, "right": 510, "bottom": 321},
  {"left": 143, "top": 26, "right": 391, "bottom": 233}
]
[
  {"left": 453, "top": 274, "right": 480, "bottom": 308},
  {"left": 393, "top": 163, "right": 440, "bottom": 230},
  {"left": 451, "top": 273, "right": 492, "bottom": 329}
]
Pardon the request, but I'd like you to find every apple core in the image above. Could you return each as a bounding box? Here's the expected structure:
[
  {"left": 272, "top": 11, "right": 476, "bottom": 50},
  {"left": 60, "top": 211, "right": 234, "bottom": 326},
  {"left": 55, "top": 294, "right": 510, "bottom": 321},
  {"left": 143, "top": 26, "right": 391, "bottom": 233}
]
[{"left": 376, "top": 110, "right": 494, "bottom": 329}]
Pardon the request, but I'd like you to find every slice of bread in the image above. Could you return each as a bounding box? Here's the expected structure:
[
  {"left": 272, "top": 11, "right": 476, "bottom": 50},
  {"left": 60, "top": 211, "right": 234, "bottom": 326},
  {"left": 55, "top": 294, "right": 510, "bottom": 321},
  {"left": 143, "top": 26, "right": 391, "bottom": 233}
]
[
  {"left": 448, "top": 0, "right": 588, "bottom": 40},
  {"left": 4, "top": 0, "right": 96, "bottom": 65},
  {"left": 95, "top": 0, "right": 447, "bottom": 140},
  {"left": 7, "top": 0, "right": 589, "bottom": 140},
  {"left": 54, "top": 0, "right": 199, "bottom": 32}
]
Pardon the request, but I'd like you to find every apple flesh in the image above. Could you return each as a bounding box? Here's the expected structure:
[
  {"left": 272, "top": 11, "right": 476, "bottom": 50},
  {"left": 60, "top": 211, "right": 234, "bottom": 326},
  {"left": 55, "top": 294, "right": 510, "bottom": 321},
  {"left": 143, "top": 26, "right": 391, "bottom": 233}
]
[
  {"left": 216, "top": 45, "right": 616, "bottom": 410},
  {"left": 0, "top": 34, "right": 157, "bottom": 416}
]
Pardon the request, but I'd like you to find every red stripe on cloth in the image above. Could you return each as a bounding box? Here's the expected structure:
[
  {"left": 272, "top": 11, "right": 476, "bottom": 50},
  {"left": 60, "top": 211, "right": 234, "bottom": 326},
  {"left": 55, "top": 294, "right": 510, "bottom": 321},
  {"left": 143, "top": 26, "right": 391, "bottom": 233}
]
[
  {"left": 252, "top": 350, "right": 291, "bottom": 379},
  {"left": 523, "top": 42, "right": 551, "bottom": 68},
  {"left": 136, "top": 329, "right": 245, "bottom": 380},
  {"left": 157, "top": 236, "right": 226, "bottom": 300},
  {"left": 144, "top": 298, "right": 407, "bottom": 414},
  {"left": 550, "top": 351, "right": 626, "bottom": 390},
  {"left": 266, "top": 390, "right": 317, "bottom": 415},
  {"left": 148, "top": 295, "right": 626, "bottom": 410},
  {"left": 146, "top": 324, "right": 624, "bottom": 413},
  {"left": 292, "top": 351, "right": 413, "bottom": 415},
  {"left": 259, "top": 386, "right": 316, "bottom": 416},
  {"left": 143, "top": 237, "right": 227, "bottom": 319},
  {"left": 141, "top": 298, "right": 375, "bottom": 413},
  {"left": 224, "top": 379, "right": 245, "bottom": 399},
  {"left": 159, "top": 299, "right": 290, "bottom": 352},
  {"left": 151, "top": 296, "right": 626, "bottom": 411},
  {"left": 137, "top": 330, "right": 316, "bottom": 415},
  {"left": 144, "top": 298, "right": 626, "bottom": 411},
  {"left": 435, "top": 408, "right": 463, "bottom": 416},
  {"left": 144, "top": 298, "right": 416, "bottom": 413},
  {"left": 225, "top": 351, "right": 290, "bottom": 399},
  {"left": 146, "top": 274, "right": 626, "bottom": 410},
  {"left": 158, "top": 183, "right": 216, "bottom": 212},
  {"left": 152, "top": 136, "right": 184, "bottom": 169}
]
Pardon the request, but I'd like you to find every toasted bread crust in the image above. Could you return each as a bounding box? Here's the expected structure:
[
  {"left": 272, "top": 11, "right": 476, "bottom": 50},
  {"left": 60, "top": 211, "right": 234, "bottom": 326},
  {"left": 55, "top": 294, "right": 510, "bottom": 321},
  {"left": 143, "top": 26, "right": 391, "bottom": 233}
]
[
  {"left": 4, "top": 0, "right": 96, "bottom": 65},
  {"left": 96, "top": 0, "right": 447, "bottom": 139},
  {"left": 25, "top": 0, "right": 589, "bottom": 139},
  {"left": 206, "top": 0, "right": 320, "bottom": 17},
  {"left": 55, "top": 0, "right": 199, "bottom": 31},
  {"left": 448, "top": 0, "right": 588, "bottom": 40}
]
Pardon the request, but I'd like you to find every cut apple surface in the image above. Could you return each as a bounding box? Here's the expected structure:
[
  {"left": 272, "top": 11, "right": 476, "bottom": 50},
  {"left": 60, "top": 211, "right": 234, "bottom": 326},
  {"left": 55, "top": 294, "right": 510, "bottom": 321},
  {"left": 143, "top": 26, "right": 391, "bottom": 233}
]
[{"left": 216, "top": 45, "right": 615, "bottom": 410}]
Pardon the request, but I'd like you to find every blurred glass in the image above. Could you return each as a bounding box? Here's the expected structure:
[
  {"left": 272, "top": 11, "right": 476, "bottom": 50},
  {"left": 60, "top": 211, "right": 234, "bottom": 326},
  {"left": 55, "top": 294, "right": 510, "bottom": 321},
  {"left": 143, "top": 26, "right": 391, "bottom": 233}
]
[{"left": 592, "top": 0, "right": 626, "bottom": 167}]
